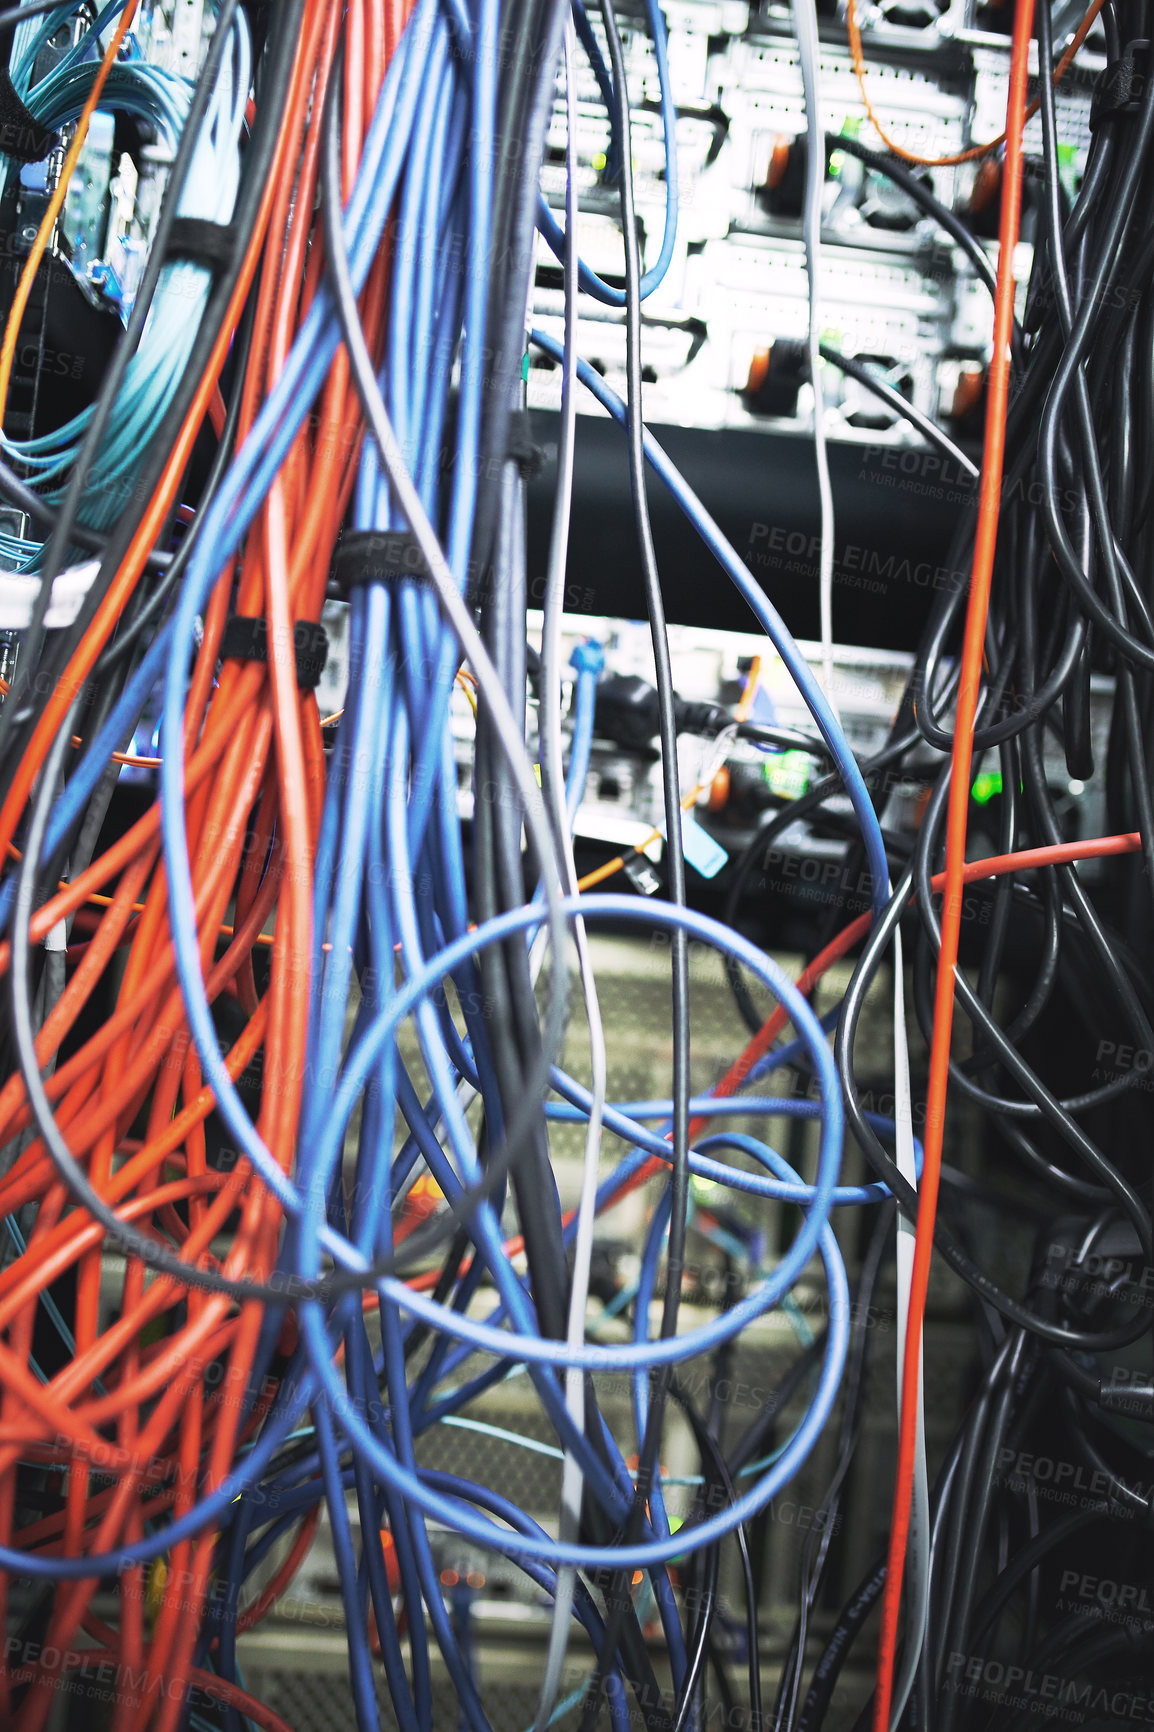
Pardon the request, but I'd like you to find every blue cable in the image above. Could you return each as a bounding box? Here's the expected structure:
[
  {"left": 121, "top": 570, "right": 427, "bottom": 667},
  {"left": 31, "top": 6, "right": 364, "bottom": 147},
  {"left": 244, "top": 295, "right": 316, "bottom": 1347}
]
[
  {"left": 570, "top": 0, "right": 619, "bottom": 179},
  {"left": 566, "top": 638, "right": 603, "bottom": 823},
  {"left": 536, "top": 0, "right": 678, "bottom": 304},
  {"left": 283, "top": 892, "right": 848, "bottom": 1567},
  {"left": 528, "top": 329, "right": 890, "bottom": 921},
  {"left": 0, "top": 8, "right": 888, "bottom": 1694}
]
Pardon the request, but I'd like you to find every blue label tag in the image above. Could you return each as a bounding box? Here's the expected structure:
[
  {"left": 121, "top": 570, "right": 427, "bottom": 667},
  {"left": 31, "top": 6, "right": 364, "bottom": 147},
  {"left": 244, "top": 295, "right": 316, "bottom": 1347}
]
[{"left": 660, "top": 812, "right": 728, "bottom": 879}]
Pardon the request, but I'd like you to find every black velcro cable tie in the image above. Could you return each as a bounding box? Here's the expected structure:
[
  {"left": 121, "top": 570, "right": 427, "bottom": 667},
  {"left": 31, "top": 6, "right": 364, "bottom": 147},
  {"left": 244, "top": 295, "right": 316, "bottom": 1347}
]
[
  {"left": 506, "top": 409, "right": 544, "bottom": 479},
  {"left": 0, "top": 28, "right": 55, "bottom": 165},
  {"left": 1091, "top": 40, "right": 1149, "bottom": 129},
  {"left": 331, "top": 529, "right": 431, "bottom": 591},
  {"left": 219, "top": 615, "right": 330, "bottom": 690},
  {"left": 166, "top": 216, "right": 238, "bottom": 272}
]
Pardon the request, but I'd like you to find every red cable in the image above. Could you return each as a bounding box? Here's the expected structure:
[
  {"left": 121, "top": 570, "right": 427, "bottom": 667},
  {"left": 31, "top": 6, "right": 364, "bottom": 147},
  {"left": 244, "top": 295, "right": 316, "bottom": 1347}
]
[
  {"left": 872, "top": 1, "right": 1036, "bottom": 1723},
  {"left": 231, "top": 1504, "right": 323, "bottom": 1637},
  {"left": 406, "top": 830, "right": 1143, "bottom": 1295}
]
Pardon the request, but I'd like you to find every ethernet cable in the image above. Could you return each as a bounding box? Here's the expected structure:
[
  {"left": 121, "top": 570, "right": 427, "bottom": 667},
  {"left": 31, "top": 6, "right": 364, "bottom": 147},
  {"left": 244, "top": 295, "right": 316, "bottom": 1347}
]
[
  {"left": 535, "top": 0, "right": 678, "bottom": 305},
  {"left": 529, "top": 329, "right": 891, "bottom": 918}
]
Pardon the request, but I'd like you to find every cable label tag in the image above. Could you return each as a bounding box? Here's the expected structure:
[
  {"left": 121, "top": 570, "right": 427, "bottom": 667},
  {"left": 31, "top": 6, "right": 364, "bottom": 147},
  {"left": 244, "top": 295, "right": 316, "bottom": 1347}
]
[{"left": 659, "top": 812, "right": 728, "bottom": 878}]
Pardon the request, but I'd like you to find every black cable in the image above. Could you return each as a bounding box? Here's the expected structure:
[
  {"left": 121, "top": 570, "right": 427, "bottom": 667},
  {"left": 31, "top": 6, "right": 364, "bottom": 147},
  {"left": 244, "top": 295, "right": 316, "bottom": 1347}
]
[
  {"left": 828, "top": 134, "right": 998, "bottom": 297},
  {"left": 671, "top": 1537, "right": 719, "bottom": 1732},
  {"left": 474, "top": 459, "right": 571, "bottom": 1344},
  {"left": 1037, "top": 67, "right": 1154, "bottom": 671},
  {"left": 827, "top": 131, "right": 1024, "bottom": 370},
  {"left": 835, "top": 870, "right": 1154, "bottom": 1352},
  {"left": 0, "top": 454, "right": 171, "bottom": 568},
  {"left": 969, "top": 1503, "right": 1105, "bottom": 1652},
  {"left": 577, "top": 3, "right": 690, "bottom": 1722},
  {"left": 819, "top": 345, "right": 979, "bottom": 480},
  {"left": 721, "top": 723, "right": 928, "bottom": 1034},
  {"left": 667, "top": 1378, "right": 757, "bottom": 1732},
  {"left": 907, "top": 781, "right": 1154, "bottom": 1238},
  {"left": 999, "top": 1622, "right": 1133, "bottom": 1732},
  {"left": 936, "top": 1331, "right": 1026, "bottom": 1732},
  {"left": 1059, "top": 1384, "right": 1151, "bottom": 1515},
  {"left": 796, "top": 1557, "right": 887, "bottom": 1732},
  {"left": 468, "top": 0, "right": 567, "bottom": 594},
  {"left": 728, "top": 1329, "right": 829, "bottom": 1478},
  {"left": 774, "top": 1201, "right": 895, "bottom": 1732}
]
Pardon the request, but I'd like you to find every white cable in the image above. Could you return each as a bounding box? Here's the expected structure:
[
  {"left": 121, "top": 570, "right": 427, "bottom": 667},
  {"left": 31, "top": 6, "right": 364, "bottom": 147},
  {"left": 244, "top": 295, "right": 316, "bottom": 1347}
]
[
  {"left": 790, "top": 0, "right": 839, "bottom": 719},
  {"left": 534, "top": 21, "right": 608, "bottom": 1728},
  {"left": 889, "top": 924, "right": 931, "bottom": 1729}
]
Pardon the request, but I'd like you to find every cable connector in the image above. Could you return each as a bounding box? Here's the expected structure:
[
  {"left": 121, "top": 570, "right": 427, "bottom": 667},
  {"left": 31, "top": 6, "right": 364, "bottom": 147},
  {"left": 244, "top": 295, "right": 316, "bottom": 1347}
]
[
  {"left": 1097, "top": 1379, "right": 1154, "bottom": 1423},
  {"left": 569, "top": 638, "right": 605, "bottom": 680},
  {"left": 593, "top": 673, "right": 731, "bottom": 749},
  {"left": 743, "top": 340, "right": 809, "bottom": 419}
]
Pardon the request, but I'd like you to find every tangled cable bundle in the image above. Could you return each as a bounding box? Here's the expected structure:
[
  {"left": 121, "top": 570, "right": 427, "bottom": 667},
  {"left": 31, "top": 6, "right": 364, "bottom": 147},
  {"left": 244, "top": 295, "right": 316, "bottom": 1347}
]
[{"left": 0, "top": 0, "right": 1150, "bottom": 1727}]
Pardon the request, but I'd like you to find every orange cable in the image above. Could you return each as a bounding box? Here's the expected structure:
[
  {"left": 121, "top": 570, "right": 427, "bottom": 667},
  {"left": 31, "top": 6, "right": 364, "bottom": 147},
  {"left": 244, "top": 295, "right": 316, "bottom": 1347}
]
[
  {"left": 846, "top": 0, "right": 1102, "bottom": 166},
  {"left": 872, "top": 0, "right": 1034, "bottom": 1721}
]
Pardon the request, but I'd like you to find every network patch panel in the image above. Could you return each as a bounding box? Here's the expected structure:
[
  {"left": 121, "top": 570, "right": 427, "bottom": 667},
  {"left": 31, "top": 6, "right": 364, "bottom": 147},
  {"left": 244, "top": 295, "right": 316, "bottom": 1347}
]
[
  {"left": 529, "top": 2, "right": 1103, "bottom": 451},
  {"left": 313, "top": 609, "right": 1114, "bottom": 880}
]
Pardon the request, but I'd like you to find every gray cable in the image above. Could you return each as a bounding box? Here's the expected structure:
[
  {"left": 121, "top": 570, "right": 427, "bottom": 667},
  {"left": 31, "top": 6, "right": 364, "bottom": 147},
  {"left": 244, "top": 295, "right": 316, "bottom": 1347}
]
[
  {"left": 533, "top": 27, "right": 610, "bottom": 1726},
  {"left": 318, "top": 54, "right": 574, "bottom": 1245}
]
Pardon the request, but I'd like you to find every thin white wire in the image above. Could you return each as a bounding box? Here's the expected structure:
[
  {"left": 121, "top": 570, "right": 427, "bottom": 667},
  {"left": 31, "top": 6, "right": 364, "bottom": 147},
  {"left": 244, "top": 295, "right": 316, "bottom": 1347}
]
[
  {"left": 790, "top": 0, "right": 839, "bottom": 718},
  {"left": 533, "top": 21, "right": 609, "bottom": 1728},
  {"left": 889, "top": 925, "right": 931, "bottom": 1729}
]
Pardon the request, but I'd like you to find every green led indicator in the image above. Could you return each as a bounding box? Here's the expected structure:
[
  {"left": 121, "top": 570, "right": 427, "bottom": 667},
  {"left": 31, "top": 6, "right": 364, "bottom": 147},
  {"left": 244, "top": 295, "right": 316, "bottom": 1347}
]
[
  {"left": 764, "top": 749, "right": 812, "bottom": 801},
  {"left": 1057, "top": 142, "right": 1078, "bottom": 201},
  {"left": 971, "top": 770, "right": 1002, "bottom": 805}
]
